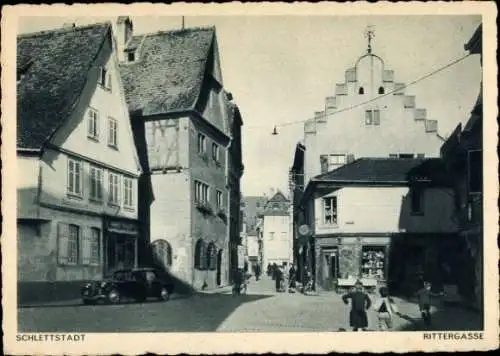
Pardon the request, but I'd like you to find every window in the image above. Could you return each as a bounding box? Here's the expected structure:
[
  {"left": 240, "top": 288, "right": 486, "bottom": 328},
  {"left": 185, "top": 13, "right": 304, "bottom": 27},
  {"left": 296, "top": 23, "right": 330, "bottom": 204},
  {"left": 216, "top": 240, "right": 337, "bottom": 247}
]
[
  {"left": 468, "top": 150, "right": 482, "bottom": 194},
  {"left": 67, "top": 158, "right": 82, "bottom": 196},
  {"left": 399, "top": 153, "right": 414, "bottom": 159},
  {"left": 87, "top": 108, "right": 99, "bottom": 140},
  {"left": 365, "top": 109, "right": 380, "bottom": 125},
  {"left": 123, "top": 177, "right": 134, "bottom": 208},
  {"left": 57, "top": 223, "right": 80, "bottom": 265},
  {"left": 152, "top": 239, "right": 172, "bottom": 267},
  {"left": 389, "top": 154, "right": 398, "bottom": 158},
  {"left": 216, "top": 190, "right": 223, "bottom": 209},
  {"left": 109, "top": 173, "right": 120, "bottom": 205},
  {"left": 108, "top": 117, "right": 118, "bottom": 148},
  {"left": 194, "top": 239, "right": 207, "bottom": 270},
  {"left": 323, "top": 196, "right": 338, "bottom": 225},
  {"left": 212, "top": 143, "right": 220, "bottom": 162},
  {"left": 417, "top": 153, "right": 425, "bottom": 158},
  {"left": 197, "top": 133, "right": 206, "bottom": 154},
  {"left": 207, "top": 243, "right": 217, "bottom": 270},
  {"left": 320, "top": 154, "right": 347, "bottom": 173},
  {"left": 269, "top": 232, "right": 275, "bottom": 240},
  {"left": 98, "top": 66, "right": 112, "bottom": 90},
  {"left": 361, "top": 246, "right": 386, "bottom": 280},
  {"left": 358, "top": 87, "right": 364, "bottom": 95},
  {"left": 88, "top": 227, "right": 100, "bottom": 265},
  {"left": 411, "top": 187, "right": 423, "bottom": 214},
  {"left": 194, "top": 180, "right": 210, "bottom": 203},
  {"left": 89, "top": 166, "right": 103, "bottom": 201},
  {"left": 378, "top": 86, "right": 385, "bottom": 95}
]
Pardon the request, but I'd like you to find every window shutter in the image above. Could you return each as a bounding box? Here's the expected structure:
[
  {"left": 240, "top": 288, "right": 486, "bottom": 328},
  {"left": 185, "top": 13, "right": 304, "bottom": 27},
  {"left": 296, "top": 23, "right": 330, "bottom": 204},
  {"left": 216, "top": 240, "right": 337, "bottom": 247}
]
[
  {"left": 81, "top": 228, "right": 91, "bottom": 265},
  {"left": 57, "top": 223, "right": 69, "bottom": 265}
]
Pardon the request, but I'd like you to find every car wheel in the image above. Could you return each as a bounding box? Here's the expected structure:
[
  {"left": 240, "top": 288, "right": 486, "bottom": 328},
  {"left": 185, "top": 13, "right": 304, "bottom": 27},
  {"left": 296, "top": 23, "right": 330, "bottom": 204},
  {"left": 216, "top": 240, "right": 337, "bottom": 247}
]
[
  {"left": 107, "top": 289, "right": 121, "bottom": 304},
  {"left": 159, "top": 287, "right": 170, "bottom": 301}
]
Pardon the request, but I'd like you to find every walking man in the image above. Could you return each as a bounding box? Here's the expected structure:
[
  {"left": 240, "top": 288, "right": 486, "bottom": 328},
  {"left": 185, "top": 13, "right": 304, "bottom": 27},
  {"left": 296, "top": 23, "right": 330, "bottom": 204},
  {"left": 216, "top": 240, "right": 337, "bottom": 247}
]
[{"left": 342, "top": 280, "right": 372, "bottom": 331}]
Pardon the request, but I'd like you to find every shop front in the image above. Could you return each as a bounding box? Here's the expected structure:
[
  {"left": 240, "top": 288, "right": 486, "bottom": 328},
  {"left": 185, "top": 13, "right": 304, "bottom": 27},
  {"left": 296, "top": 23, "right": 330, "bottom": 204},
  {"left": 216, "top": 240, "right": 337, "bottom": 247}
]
[
  {"left": 104, "top": 217, "right": 140, "bottom": 274},
  {"left": 315, "top": 235, "right": 391, "bottom": 292}
]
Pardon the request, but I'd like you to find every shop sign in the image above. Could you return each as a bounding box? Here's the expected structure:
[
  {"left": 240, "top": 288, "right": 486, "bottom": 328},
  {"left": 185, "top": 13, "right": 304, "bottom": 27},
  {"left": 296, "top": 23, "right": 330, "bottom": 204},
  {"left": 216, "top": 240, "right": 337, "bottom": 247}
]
[{"left": 107, "top": 220, "right": 139, "bottom": 235}]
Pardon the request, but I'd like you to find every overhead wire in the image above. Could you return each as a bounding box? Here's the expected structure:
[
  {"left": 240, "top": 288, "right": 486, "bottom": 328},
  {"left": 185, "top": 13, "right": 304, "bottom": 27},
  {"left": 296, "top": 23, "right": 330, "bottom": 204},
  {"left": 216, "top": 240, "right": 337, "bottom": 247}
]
[{"left": 245, "top": 52, "right": 473, "bottom": 130}]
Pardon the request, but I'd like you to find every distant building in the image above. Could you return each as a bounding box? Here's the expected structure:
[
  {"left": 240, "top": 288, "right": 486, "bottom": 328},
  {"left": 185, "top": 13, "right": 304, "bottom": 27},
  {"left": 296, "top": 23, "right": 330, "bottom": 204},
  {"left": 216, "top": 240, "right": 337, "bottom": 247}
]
[
  {"left": 17, "top": 23, "right": 142, "bottom": 303},
  {"left": 117, "top": 17, "right": 243, "bottom": 290},
  {"left": 241, "top": 196, "right": 267, "bottom": 269},
  {"left": 440, "top": 24, "right": 483, "bottom": 311},
  {"left": 262, "top": 191, "right": 292, "bottom": 268}
]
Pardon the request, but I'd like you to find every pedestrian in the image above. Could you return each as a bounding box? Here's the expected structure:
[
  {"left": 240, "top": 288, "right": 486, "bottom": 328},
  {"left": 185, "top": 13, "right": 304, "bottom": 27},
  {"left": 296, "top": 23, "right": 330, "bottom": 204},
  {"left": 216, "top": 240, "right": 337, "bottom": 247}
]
[
  {"left": 342, "top": 280, "right": 372, "bottom": 331},
  {"left": 417, "top": 281, "right": 433, "bottom": 327},
  {"left": 271, "top": 263, "right": 278, "bottom": 280},
  {"left": 275, "top": 265, "right": 283, "bottom": 292},
  {"left": 288, "top": 264, "right": 297, "bottom": 293},
  {"left": 372, "top": 286, "right": 399, "bottom": 331},
  {"left": 255, "top": 263, "right": 261, "bottom": 281},
  {"left": 232, "top": 268, "right": 243, "bottom": 296},
  {"left": 267, "top": 263, "right": 272, "bottom": 277}
]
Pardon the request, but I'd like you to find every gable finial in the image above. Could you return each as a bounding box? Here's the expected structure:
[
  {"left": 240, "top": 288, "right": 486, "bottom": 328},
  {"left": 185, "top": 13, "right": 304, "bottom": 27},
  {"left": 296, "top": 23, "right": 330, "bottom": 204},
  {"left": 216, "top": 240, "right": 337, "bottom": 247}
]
[{"left": 364, "top": 25, "right": 375, "bottom": 54}]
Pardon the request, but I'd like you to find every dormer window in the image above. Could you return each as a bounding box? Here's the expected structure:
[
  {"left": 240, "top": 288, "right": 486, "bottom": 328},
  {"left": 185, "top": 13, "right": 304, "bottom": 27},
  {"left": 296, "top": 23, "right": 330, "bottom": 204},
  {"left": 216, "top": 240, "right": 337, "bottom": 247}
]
[
  {"left": 127, "top": 51, "right": 136, "bottom": 62},
  {"left": 358, "top": 87, "right": 365, "bottom": 95}
]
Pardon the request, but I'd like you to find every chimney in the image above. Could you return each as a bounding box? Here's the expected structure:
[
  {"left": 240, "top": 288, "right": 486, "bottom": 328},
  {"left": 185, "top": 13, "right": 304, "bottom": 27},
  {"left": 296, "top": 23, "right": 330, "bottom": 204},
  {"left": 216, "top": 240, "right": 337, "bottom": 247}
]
[{"left": 116, "top": 16, "right": 133, "bottom": 62}]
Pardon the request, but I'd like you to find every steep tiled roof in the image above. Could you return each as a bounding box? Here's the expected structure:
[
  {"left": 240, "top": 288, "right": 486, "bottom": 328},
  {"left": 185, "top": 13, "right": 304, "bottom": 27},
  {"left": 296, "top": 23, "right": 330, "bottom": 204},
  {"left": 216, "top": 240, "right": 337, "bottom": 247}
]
[
  {"left": 119, "top": 27, "right": 214, "bottom": 118},
  {"left": 267, "top": 190, "right": 289, "bottom": 202},
  {"left": 314, "top": 158, "right": 450, "bottom": 185},
  {"left": 17, "top": 23, "right": 111, "bottom": 149}
]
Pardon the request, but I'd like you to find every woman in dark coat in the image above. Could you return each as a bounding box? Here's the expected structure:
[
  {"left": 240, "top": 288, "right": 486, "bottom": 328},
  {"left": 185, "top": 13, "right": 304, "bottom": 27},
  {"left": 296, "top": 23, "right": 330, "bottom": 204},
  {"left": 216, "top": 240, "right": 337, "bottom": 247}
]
[{"left": 342, "top": 280, "right": 372, "bottom": 331}]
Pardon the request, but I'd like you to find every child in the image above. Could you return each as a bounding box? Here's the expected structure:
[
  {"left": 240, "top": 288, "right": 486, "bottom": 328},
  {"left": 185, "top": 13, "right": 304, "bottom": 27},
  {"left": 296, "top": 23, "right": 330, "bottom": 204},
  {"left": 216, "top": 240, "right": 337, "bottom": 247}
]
[
  {"left": 417, "top": 281, "right": 433, "bottom": 327},
  {"left": 342, "top": 280, "right": 372, "bottom": 331},
  {"left": 372, "top": 286, "right": 398, "bottom": 331}
]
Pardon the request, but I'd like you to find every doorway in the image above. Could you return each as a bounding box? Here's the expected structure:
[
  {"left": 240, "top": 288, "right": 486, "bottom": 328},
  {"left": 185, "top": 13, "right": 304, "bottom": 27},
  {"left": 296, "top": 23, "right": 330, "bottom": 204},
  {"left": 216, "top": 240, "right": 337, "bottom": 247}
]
[
  {"left": 216, "top": 249, "right": 222, "bottom": 286},
  {"left": 322, "top": 249, "right": 338, "bottom": 290}
]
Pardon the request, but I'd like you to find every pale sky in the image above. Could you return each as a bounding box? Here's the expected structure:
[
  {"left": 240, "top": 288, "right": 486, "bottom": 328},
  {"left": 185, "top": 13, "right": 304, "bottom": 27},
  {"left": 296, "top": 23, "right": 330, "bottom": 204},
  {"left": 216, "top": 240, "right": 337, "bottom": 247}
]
[{"left": 18, "top": 15, "right": 482, "bottom": 197}]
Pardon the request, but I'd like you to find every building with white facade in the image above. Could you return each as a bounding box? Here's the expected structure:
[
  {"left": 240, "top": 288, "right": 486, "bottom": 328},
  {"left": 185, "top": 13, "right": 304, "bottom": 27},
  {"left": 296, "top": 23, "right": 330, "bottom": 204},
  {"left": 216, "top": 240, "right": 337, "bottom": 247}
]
[
  {"left": 262, "top": 191, "right": 292, "bottom": 269},
  {"left": 17, "top": 23, "right": 142, "bottom": 304}
]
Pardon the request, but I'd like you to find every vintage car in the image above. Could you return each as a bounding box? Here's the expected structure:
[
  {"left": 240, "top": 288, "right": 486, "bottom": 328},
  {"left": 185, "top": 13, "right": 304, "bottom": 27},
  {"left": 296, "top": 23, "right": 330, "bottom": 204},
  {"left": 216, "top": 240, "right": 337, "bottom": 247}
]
[{"left": 81, "top": 267, "right": 175, "bottom": 305}]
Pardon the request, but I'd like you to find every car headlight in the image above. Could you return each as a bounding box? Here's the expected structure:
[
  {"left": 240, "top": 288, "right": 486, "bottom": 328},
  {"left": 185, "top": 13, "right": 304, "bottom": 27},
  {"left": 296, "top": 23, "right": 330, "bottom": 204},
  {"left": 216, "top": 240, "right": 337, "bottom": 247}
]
[{"left": 100, "top": 281, "right": 108, "bottom": 288}]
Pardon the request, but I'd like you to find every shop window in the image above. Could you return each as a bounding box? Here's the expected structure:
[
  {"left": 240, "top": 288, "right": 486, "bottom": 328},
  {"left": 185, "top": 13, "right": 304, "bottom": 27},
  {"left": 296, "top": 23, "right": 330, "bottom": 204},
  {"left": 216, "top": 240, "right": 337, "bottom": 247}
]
[
  {"left": 194, "top": 239, "right": 207, "bottom": 270},
  {"left": 411, "top": 187, "right": 424, "bottom": 214},
  {"left": 361, "top": 246, "right": 386, "bottom": 280},
  {"left": 152, "top": 239, "right": 172, "bottom": 267},
  {"left": 207, "top": 243, "right": 217, "bottom": 270},
  {"left": 323, "top": 197, "right": 337, "bottom": 225}
]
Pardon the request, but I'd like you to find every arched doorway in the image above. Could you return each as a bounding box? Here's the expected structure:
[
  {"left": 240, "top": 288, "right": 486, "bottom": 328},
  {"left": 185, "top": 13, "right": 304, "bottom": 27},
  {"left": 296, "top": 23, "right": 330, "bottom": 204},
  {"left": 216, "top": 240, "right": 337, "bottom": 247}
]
[
  {"left": 152, "top": 239, "right": 172, "bottom": 269},
  {"left": 216, "top": 249, "right": 223, "bottom": 286}
]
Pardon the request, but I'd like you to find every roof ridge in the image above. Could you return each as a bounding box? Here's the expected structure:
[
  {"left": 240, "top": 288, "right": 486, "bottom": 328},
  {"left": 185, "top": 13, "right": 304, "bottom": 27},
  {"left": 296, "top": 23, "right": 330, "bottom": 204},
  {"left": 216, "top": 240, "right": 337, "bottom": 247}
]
[
  {"left": 18, "top": 22, "right": 111, "bottom": 39},
  {"left": 133, "top": 25, "right": 215, "bottom": 39}
]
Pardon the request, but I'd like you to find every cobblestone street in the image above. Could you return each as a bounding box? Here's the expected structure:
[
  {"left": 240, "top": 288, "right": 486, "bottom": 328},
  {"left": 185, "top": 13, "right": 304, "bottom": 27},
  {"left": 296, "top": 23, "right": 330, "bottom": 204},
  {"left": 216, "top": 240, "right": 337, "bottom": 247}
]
[{"left": 18, "top": 276, "right": 482, "bottom": 333}]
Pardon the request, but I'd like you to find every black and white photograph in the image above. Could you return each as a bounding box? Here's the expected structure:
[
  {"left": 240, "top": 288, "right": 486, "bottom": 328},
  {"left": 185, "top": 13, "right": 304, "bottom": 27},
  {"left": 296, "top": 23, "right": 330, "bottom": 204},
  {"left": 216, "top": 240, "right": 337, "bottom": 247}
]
[{"left": 2, "top": 2, "right": 498, "bottom": 354}]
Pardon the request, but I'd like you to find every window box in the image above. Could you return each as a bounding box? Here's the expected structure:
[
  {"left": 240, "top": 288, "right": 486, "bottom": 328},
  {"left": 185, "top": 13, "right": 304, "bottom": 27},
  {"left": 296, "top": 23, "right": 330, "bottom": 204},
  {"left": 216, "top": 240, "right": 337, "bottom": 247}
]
[
  {"left": 196, "top": 200, "right": 213, "bottom": 215},
  {"left": 217, "top": 209, "right": 227, "bottom": 221}
]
